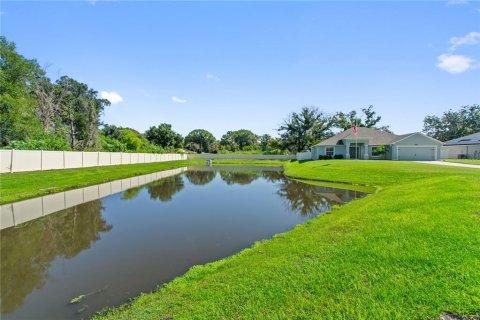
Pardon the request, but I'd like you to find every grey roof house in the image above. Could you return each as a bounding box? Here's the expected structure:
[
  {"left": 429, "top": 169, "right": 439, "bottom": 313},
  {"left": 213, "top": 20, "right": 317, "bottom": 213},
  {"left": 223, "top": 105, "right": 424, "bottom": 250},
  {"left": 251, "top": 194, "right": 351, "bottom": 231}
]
[
  {"left": 311, "top": 127, "right": 443, "bottom": 161},
  {"left": 443, "top": 132, "right": 480, "bottom": 159}
]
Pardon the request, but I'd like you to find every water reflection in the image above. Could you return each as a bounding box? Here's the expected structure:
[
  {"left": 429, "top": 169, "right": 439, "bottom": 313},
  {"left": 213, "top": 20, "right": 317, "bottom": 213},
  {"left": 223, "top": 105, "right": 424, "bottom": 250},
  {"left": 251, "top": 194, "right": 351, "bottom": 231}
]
[
  {"left": 0, "top": 200, "right": 111, "bottom": 314},
  {"left": 220, "top": 171, "right": 260, "bottom": 185},
  {"left": 147, "top": 175, "right": 184, "bottom": 202},
  {"left": 184, "top": 170, "right": 216, "bottom": 185}
]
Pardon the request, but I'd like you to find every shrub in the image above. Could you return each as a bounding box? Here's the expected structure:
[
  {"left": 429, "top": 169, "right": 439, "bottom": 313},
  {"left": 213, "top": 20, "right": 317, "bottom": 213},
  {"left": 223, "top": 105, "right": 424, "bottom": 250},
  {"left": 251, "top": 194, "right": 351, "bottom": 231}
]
[{"left": 334, "top": 154, "right": 344, "bottom": 159}]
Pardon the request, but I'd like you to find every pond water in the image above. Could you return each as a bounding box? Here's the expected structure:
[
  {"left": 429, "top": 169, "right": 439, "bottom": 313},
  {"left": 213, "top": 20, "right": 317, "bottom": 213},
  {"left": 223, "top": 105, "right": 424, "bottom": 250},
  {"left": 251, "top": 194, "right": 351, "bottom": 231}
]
[{"left": 0, "top": 166, "right": 366, "bottom": 320}]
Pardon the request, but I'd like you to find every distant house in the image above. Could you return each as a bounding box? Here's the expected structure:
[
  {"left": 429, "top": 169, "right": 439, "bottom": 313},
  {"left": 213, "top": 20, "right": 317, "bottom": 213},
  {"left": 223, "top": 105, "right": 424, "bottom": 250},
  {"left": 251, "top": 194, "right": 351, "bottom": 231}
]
[
  {"left": 443, "top": 132, "right": 480, "bottom": 159},
  {"left": 311, "top": 127, "right": 443, "bottom": 161}
]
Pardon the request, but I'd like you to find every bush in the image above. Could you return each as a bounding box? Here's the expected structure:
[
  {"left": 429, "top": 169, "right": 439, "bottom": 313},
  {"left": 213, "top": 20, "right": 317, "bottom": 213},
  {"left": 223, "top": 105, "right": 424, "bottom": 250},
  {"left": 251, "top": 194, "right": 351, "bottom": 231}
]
[
  {"left": 334, "top": 154, "right": 344, "bottom": 159},
  {"left": 5, "top": 133, "right": 70, "bottom": 151}
]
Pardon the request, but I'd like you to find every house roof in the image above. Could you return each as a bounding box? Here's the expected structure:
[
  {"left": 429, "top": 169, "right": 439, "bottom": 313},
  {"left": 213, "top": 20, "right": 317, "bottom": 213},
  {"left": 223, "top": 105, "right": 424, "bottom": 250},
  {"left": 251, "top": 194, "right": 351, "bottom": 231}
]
[
  {"left": 314, "top": 127, "right": 415, "bottom": 146},
  {"left": 444, "top": 132, "right": 480, "bottom": 146}
]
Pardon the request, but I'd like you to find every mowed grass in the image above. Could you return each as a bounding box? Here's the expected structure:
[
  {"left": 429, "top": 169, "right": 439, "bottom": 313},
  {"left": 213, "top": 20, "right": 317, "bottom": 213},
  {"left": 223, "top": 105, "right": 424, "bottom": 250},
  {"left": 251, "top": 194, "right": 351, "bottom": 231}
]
[
  {"left": 211, "top": 159, "right": 287, "bottom": 166},
  {"left": 93, "top": 160, "right": 480, "bottom": 320},
  {"left": 443, "top": 159, "right": 480, "bottom": 165},
  {"left": 0, "top": 160, "right": 203, "bottom": 204}
]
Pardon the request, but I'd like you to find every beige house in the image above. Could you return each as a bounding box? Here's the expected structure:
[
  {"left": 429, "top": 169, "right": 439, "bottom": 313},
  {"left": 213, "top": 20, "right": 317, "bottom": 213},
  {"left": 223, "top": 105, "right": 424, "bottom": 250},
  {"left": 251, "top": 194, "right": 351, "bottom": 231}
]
[{"left": 311, "top": 127, "right": 443, "bottom": 161}]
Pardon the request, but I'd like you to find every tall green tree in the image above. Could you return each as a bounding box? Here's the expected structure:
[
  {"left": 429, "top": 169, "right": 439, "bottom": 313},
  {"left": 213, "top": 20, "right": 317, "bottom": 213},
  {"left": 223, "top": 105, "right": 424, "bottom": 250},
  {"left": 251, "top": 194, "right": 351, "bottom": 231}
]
[
  {"left": 278, "top": 106, "right": 332, "bottom": 153},
  {"left": 55, "top": 76, "right": 110, "bottom": 150},
  {"left": 423, "top": 105, "right": 480, "bottom": 141},
  {"left": 332, "top": 105, "right": 390, "bottom": 132},
  {"left": 145, "top": 123, "right": 183, "bottom": 150},
  {"left": 184, "top": 129, "right": 217, "bottom": 153},
  {"left": 220, "top": 129, "right": 258, "bottom": 151},
  {"left": 0, "top": 36, "right": 44, "bottom": 145}
]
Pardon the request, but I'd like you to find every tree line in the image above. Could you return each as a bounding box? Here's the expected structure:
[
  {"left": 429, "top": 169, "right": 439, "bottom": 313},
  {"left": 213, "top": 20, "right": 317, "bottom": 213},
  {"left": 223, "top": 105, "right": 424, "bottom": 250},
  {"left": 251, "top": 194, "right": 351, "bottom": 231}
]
[{"left": 1, "top": 36, "right": 478, "bottom": 154}]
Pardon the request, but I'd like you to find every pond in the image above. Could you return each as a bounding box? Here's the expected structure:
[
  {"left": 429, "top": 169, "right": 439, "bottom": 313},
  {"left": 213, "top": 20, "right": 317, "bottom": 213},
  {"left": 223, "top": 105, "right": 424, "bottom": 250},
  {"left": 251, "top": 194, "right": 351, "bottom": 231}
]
[{"left": 0, "top": 166, "right": 367, "bottom": 319}]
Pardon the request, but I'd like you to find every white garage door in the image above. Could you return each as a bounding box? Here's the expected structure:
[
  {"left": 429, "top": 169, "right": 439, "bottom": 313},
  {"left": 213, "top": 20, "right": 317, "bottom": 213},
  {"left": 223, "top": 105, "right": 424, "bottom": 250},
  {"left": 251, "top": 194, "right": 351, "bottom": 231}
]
[{"left": 398, "top": 146, "right": 435, "bottom": 161}]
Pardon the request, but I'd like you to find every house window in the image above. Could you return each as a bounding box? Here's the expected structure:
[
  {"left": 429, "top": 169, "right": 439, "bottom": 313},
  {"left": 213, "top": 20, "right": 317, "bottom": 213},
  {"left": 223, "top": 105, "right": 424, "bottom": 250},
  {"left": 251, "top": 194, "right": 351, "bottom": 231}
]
[{"left": 326, "top": 147, "right": 334, "bottom": 157}]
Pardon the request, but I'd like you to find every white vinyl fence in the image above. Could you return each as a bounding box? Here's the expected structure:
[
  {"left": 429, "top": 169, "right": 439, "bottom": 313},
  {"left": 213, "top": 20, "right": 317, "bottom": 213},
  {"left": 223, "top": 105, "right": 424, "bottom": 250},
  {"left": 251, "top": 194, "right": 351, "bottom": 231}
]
[
  {"left": 0, "top": 150, "right": 187, "bottom": 173},
  {"left": 296, "top": 151, "right": 312, "bottom": 161},
  {"left": 187, "top": 153, "right": 296, "bottom": 160}
]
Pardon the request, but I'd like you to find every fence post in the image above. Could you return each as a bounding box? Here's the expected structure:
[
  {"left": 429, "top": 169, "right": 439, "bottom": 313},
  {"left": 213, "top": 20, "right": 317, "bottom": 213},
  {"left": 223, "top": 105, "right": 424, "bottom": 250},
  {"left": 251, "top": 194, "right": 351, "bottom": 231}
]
[
  {"left": 10, "top": 149, "right": 14, "bottom": 173},
  {"left": 82, "top": 151, "right": 84, "bottom": 167},
  {"left": 98, "top": 151, "right": 100, "bottom": 166},
  {"left": 63, "top": 151, "right": 66, "bottom": 169},
  {"left": 40, "top": 150, "right": 43, "bottom": 171},
  {"left": 110, "top": 152, "right": 112, "bottom": 166}
]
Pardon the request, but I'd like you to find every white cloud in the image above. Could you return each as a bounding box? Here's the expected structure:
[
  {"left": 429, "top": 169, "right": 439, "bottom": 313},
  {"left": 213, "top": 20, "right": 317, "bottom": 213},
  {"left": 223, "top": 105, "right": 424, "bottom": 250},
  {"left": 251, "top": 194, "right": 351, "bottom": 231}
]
[
  {"left": 172, "top": 96, "right": 187, "bottom": 104},
  {"left": 436, "top": 54, "right": 476, "bottom": 73},
  {"left": 450, "top": 31, "right": 480, "bottom": 50},
  {"left": 206, "top": 73, "right": 220, "bottom": 81},
  {"left": 101, "top": 91, "right": 123, "bottom": 104}
]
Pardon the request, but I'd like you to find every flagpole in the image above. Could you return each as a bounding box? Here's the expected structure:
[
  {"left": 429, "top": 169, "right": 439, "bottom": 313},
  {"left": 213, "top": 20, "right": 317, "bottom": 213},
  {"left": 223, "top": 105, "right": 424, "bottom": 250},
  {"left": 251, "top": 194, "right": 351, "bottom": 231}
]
[{"left": 355, "top": 118, "right": 358, "bottom": 160}]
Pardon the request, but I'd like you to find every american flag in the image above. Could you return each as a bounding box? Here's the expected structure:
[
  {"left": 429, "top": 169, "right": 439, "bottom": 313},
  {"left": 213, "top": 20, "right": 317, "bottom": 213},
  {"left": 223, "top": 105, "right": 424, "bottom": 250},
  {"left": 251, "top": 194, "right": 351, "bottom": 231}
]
[{"left": 353, "top": 125, "right": 358, "bottom": 136}]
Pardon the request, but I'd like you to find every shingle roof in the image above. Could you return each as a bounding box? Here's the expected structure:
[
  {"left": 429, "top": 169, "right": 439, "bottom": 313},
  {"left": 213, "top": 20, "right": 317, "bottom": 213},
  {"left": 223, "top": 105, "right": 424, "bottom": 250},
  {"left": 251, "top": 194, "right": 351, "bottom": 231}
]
[
  {"left": 444, "top": 132, "right": 480, "bottom": 146},
  {"left": 314, "top": 127, "right": 414, "bottom": 146}
]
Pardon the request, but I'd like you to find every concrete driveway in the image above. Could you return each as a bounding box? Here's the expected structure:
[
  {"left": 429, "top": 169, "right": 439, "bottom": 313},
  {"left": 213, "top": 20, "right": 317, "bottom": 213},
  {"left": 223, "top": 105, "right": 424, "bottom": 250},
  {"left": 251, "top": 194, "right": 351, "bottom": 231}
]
[{"left": 416, "top": 161, "right": 480, "bottom": 169}]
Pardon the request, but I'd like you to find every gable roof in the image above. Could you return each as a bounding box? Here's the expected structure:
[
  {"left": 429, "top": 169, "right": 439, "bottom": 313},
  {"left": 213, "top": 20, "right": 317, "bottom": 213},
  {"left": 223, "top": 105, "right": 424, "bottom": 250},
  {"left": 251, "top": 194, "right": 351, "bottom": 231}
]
[
  {"left": 314, "top": 127, "right": 415, "bottom": 146},
  {"left": 444, "top": 132, "right": 480, "bottom": 146}
]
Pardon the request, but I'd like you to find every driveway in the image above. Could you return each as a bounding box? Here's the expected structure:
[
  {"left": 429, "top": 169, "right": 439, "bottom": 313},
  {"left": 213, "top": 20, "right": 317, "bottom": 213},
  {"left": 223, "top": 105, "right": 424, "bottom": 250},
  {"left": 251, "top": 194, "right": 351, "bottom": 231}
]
[{"left": 416, "top": 161, "right": 480, "bottom": 169}]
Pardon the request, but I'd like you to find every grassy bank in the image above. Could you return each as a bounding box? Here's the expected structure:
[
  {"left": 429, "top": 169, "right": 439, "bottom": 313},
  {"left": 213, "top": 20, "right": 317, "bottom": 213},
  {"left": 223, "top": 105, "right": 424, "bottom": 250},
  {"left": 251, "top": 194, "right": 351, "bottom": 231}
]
[
  {"left": 443, "top": 159, "right": 480, "bottom": 165},
  {"left": 93, "top": 160, "right": 480, "bottom": 319},
  {"left": 0, "top": 160, "right": 204, "bottom": 204}
]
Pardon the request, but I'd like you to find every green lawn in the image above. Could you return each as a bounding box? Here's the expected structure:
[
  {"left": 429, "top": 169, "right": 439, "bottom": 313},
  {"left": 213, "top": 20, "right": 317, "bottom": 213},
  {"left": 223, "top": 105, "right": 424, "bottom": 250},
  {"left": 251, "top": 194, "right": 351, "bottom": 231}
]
[
  {"left": 443, "top": 159, "right": 480, "bottom": 165},
  {"left": 0, "top": 160, "right": 204, "bottom": 204},
  {"left": 92, "top": 160, "right": 480, "bottom": 320}
]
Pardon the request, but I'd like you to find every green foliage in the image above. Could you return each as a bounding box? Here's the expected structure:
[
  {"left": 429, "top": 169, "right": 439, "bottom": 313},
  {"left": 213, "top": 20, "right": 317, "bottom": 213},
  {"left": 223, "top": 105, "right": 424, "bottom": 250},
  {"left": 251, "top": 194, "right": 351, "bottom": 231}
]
[
  {"left": 145, "top": 123, "right": 183, "bottom": 150},
  {"left": 101, "top": 126, "right": 164, "bottom": 153},
  {"left": 5, "top": 132, "right": 71, "bottom": 151},
  {"left": 332, "top": 105, "right": 391, "bottom": 132},
  {"left": 55, "top": 76, "right": 110, "bottom": 150},
  {"left": 184, "top": 129, "right": 217, "bottom": 153},
  {"left": 278, "top": 106, "right": 333, "bottom": 153},
  {"left": 220, "top": 129, "right": 259, "bottom": 152},
  {"left": 100, "top": 135, "right": 127, "bottom": 152},
  {"left": 423, "top": 105, "right": 480, "bottom": 142},
  {"left": 0, "top": 36, "right": 44, "bottom": 146}
]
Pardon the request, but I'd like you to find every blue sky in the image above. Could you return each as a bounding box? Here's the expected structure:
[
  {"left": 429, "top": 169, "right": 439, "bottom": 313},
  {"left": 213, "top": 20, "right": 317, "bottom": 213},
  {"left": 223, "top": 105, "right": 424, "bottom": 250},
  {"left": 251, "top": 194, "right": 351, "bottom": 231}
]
[{"left": 1, "top": 1, "right": 479, "bottom": 138}]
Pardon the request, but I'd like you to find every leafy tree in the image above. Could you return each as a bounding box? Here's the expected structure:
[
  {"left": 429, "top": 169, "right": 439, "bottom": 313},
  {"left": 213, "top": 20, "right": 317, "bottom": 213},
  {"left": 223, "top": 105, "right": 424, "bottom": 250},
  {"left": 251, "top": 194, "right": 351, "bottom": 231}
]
[
  {"left": 332, "top": 105, "right": 390, "bottom": 132},
  {"left": 0, "top": 36, "right": 43, "bottom": 145},
  {"left": 259, "top": 134, "right": 273, "bottom": 152},
  {"left": 423, "top": 105, "right": 480, "bottom": 141},
  {"left": 145, "top": 123, "right": 183, "bottom": 150},
  {"left": 184, "top": 129, "right": 217, "bottom": 153},
  {"left": 55, "top": 76, "right": 110, "bottom": 150},
  {"left": 220, "top": 129, "right": 258, "bottom": 151},
  {"left": 278, "top": 106, "right": 332, "bottom": 153},
  {"left": 118, "top": 128, "right": 143, "bottom": 151}
]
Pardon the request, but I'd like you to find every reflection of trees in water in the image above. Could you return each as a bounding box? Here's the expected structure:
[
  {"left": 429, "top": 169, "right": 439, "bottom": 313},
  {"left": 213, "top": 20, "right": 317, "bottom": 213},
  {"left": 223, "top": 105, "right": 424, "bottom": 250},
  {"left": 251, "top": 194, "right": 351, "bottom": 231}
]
[
  {"left": 147, "top": 175, "right": 184, "bottom": 202},
  {"left": 0, "top": 200, "right": 111, "bottom": 315},
  {"left": 261, "top": 171, "right": 285, "bottom": 183},
  {"left": 277, "top": 180, "right": 332, "bottom": 216},
  {"left": 122, "top": 186, "right": 143, "bottom": 201},
  {"left": 219, "top": 171, "right": 260, "bottom": 185},
  {"left": 184, "top": 171, "right": 216, "bottom": 186}
]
